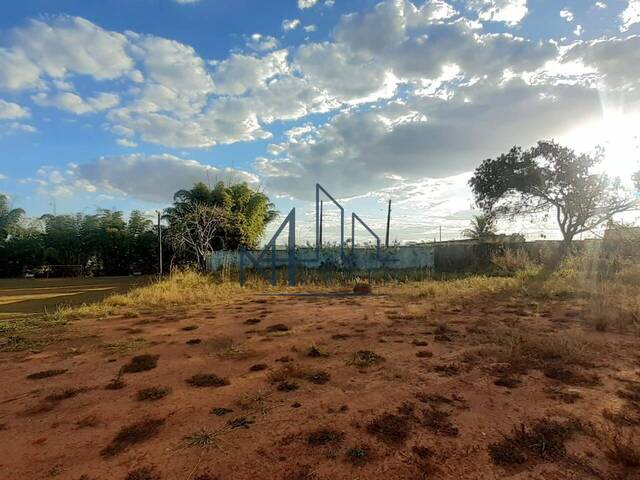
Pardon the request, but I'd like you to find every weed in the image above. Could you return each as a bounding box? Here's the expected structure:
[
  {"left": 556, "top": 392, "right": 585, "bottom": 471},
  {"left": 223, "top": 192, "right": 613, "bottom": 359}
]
[
  {"left": 543, "top": 365, "right": 600, "bottom": 387},
  {"left": 306, "top": 371, "right": 330, "bottom": 385},
  {"left": 186, "top": 373, "right": 229, "bottom": 388},
  {"left": 101, "top": 418, "right": 165, "bottom": 457},
  {"left": 102, "top": 338, "right": 147, "bottom": 355},
  {"left": 45, "top": 386, "right": 89, "bottom": 403},
  {"left": 122, "top": 354, "right": 159, "bottom": 373},
  {"left": 346, "top": 445, "right": 373, "bottom": 466},
  {"left": 488, "top": 418, "right": 580, "bottom": 466},
  {"left": 136, "top": 386, "right": 171, "bottom": 401},
  {"left": 227, "top": 417, "right": 255, "bottom": 429},
  {"left": 306, "top": 345, "right": 329, "bottom": 358},
  {"left": 545, "top": 387, "right": 582, "bottom": 404},
  {"left": 26, "top": 369, "right": 67, "bottom": 380},
  {"left": 105, "top": 371, "right": 125, "bottom": 390},
  {"left": 494, "top": 377, "right": 522, "bottom": 389},
  {"left": 366, "top": 413, "right": 411, "bottom": 444},
  {"left": 277, "top": 381, "right": 299, "bottom": 392},
  {"left": 421, "top": 407, "right": 459, "bottom": 437},
  {"left": 433, "top": 364, "right": 460, "bottom": 377},
  {"left": 125, "top": 467, "right": 160, "bottom": 480},
  {"left": 348, "top": 350, "right": 385, "bottom": 368},
  {"left": 210, "top": 407, "right": 233, "bottom": 416},
  {"left": 266, "top": 324, "right": 290, "bottom": 332},
  {"left": 307, "top": 428, "right": 345, "bottom": 446},
  {"left": 183, "top": 428, "right": 220, "bottom": 449}
]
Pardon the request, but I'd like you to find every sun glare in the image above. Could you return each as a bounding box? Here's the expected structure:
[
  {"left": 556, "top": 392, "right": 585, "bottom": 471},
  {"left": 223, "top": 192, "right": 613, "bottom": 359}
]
[{"left": 562, "top": 110, "right": 640, "bottom": 185}]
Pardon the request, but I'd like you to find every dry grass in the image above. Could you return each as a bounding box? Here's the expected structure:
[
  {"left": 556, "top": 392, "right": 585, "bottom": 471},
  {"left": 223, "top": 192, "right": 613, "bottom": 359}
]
[{"left": 58, "top": 270, "right": 248, "bottom": 320}]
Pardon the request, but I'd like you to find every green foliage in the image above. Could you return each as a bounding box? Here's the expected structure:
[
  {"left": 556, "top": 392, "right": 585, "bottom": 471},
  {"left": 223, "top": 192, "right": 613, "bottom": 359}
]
[
  {"left": 0, "top": 204, "right": 161, "bottom": 277},
  {"left": 462, "top": 214, "right": 497, "bottom": 241},
  {"left": 470, "top": 141, "right": 638, "bottom": 245},
  {"left": 166, "top": 181, "right": 276, "bottom": 256}
]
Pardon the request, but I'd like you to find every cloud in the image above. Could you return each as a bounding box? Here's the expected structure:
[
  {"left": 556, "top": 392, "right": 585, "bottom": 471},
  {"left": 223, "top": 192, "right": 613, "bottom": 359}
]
[
  {"left": 0, "top": 99, "right": 30, "bottom": 119},
  {"left": 564, "top": 36, "right": 640, "bottom": 89},
  {"left": 174, "top": 0, "right": 200, "bottom": 3},
  {"left": 10, "top": 16, "right": 134, "bottom": 81},
  {"left": 560, "top": 9, "right": 574, "bottom": 22},
  {"left": 298, "top": 0, "right": 319, "bottom": 9},
  {"left": 32, "top": 91, "right": 119, "bottom": 114},
  {"left": 116, "top": 138, "right": 137, "bottom": 147},
  {"left": 282, "top": 19, "right": 301, "bottom": 32},
  {"left": 0, "top": 173, "right": 7, "bottom": 180},
  {"left": 467, "top": 0, "right": 528, "bottom": 26},
  {"left": 621, "top": 0, "right": 640, "bottom": 31},
  {"left": 71, "top": 154, "right": 258, "bottom": 203},
  {"left": 0, "top": 121, "right": 37, "bottom": 137},
  {"left": 246, "top": 33, "right": 279, "bottom": 52},
  {"left": 257, "top": 80, "right": 602, "bottom": 199}
]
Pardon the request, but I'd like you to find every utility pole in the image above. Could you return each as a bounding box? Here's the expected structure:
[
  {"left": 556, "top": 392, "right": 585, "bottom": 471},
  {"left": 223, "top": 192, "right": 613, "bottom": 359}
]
[
  {"left": 319, "top": 200, "right": 323, "bottom": 247},
  {"left": 157, "top": 211, "right": 163, "bottom": 277},
  {"left": 385, "top": 199, "right": 391, "bottom": 248}
]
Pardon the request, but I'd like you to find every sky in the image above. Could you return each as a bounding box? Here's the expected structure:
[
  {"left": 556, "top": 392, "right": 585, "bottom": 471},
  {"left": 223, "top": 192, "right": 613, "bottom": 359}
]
[{"left": 0, "top": 0, "right": 639, "bottom": 245}]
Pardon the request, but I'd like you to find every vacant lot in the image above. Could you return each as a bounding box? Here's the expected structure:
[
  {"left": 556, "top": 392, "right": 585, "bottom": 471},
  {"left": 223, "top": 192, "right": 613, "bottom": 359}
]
[
  {"left": 0, "top": 277, "right": 150, "bottom": 315},
  {"left": 0, "top": 272, "right": 638, "bottom": 480}
]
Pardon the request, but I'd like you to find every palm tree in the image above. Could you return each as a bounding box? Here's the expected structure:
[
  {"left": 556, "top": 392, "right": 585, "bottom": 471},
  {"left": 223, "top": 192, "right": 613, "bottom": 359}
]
[
  {"left": 462, "top": 214, "right": 497, "bottom": 241},
  {"left": 0, "top": 194, "right": 25, "bottom": 242}
]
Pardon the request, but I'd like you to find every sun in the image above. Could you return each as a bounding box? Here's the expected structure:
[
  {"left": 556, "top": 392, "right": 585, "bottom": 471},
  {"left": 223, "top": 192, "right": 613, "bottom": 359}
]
[{"left": 562, "top": 109, "right": 640, "bottom": 185}]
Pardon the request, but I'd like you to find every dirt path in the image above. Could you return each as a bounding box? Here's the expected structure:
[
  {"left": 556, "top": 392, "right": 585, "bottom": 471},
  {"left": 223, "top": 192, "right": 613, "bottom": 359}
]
[{"left": 0, "top": 290, "right": 638, "bottom": 479}]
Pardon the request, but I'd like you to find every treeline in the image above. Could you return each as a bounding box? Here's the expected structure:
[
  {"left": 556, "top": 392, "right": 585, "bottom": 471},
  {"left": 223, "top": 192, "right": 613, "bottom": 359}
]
[
  {"left": 0, "top": 207, "right": 161, "bottom": 277},
  {"left": 0, "top": 181, "right": 276, "bottom": 278}
]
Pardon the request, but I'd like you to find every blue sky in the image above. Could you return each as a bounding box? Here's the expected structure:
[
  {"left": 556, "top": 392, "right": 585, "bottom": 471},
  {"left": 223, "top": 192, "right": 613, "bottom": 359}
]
[{"left": 1, "top": 0, "right": 639, "bottom": 243}]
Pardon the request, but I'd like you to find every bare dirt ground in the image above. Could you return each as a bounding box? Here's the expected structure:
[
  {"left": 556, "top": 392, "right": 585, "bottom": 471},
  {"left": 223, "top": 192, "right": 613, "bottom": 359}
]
[{"left": 1, "top": 288, "right": 639, "bottom": 480}]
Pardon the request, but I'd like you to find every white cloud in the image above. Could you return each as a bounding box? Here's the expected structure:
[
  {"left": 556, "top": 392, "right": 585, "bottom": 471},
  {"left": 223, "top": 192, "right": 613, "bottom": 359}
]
[
  {"left": 560, "top": 9, "right": 574, "bottom": 22},
  {"left": 595, "top": 1, "right": 606, "bottom": 8},
  {"left": 0, "top": 99, "right": 30, "bottom": 119},
  {"left": 116, "top": 138, "right": 138, "bottom": 148},
  {"left": 621, "top": 0, "right": 640, "bottom": 31},
  {"left": 246, "top": 33, "right": 279, "bottom": 52},
  {"left": 11, "top": 16, "right": 134, "bottom": 81},
  {"left": 282, "top": 19, "right": 301, "bottom": 32},
  {"left": 298, "top": 0, "right": 319, "bottom": 9},
  {"left": 257, "top": 80, "right": 603, "bottom": 199},
  {"left": 212, "top": 50, "right": 289, "bottom": 96},
  {"left": 0, "top": 48, "right": 42, "bottom": 91},
  {"left": 0, "top": 173, "right": 7, "bottom": 180},
  {"left": 304, "top": 24, "right": 318, "bottom": 33},
  {"left": 32, "top": 91, "right": 119, "bottom": 114},
  {"left": 0, "top": 122, "right": 37, "bottom": 137},
  {"left": 71, "top": 154, "right": 259, "bottom": 202},
  {"left": 467, "top": 0, "right": 528, "bottom": 26}
]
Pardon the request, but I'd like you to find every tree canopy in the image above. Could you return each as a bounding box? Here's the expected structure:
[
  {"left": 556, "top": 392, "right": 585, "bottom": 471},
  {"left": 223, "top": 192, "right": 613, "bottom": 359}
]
[
  {"left": 470, "top": 141, "right": 638, "bottom": 246},
  {"left": 165, "top": 181, "right": 277, "bottom": 251},
  {"left": 462, "top": 214, "right": 497, "bottom": 241}
]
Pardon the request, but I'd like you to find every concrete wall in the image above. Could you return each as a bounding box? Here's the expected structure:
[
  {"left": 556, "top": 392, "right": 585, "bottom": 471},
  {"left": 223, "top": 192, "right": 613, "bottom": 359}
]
[{"left": 207, "top": 245, "right": 435, "bottom": 271}]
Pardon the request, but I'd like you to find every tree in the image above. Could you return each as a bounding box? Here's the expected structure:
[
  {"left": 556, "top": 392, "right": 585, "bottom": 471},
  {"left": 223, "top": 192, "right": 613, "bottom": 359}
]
[
  {"left": 462, "top": 214, "right": 497, "bottom": 241},
  {"left": 0, "top": 194, "right": 25, "bottom": 242},
  {"left": 167, "top": 203, "right": 228, "bottom": 269},
  {"left": 166, "top": 181, "right": 277, "bottom": 251},
  {"left": 470, "top": 141, "right": 638, "bottom": 248}
]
